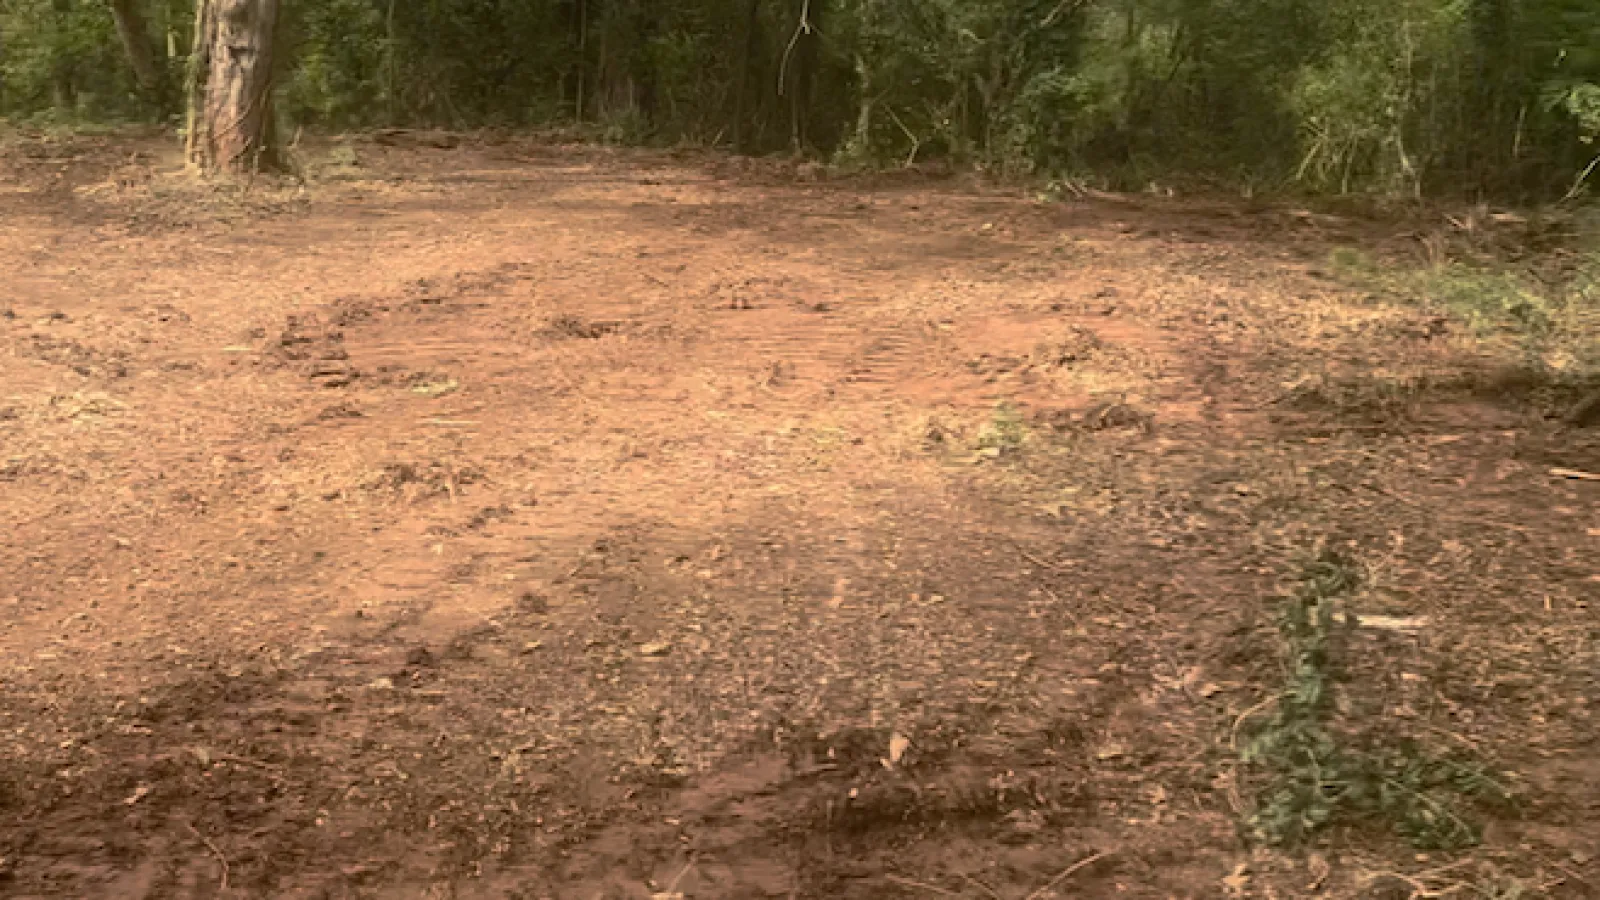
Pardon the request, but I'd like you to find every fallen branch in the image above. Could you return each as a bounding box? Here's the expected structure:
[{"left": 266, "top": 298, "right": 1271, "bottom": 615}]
[
  {"left": 1549, "top": 467, "right": 1600, "bottom": 482},
  {"left": 185, "top": 822, "right": 229, "bottom": 892},
  {"left": 1024, "top": 850, "right": 1113, "bottom": 900}
]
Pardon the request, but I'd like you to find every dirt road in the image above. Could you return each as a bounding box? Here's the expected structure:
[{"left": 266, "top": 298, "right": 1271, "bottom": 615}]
[{"left": 1, "top": 134, "right": 1595, "bottom": 898}]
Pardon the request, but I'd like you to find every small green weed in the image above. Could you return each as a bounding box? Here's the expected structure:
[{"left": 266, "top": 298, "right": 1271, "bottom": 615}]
[
  {"left": 974, "top": 401, "right": 1028, "bottom": 458},
  {"left": 1329, "top": 245, "right": 1379, "bottom": 277},
  {"left": 1241, "top": 551, "right": 1511, "bottom": 850},
  {"left": 325, "top": 143, "right": 361, "bottom": 168}
]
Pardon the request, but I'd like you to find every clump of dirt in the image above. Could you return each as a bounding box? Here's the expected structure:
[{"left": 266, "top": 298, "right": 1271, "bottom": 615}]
[
  {"left": 545, "top": 314, "right": 623, "bottom": 339},
  {"left": 361, "top": 460, "right": 485, "bottom": 502},
  {"left": 1031, "top": 326, "right": 1105, "bottom": 367},
  {"left": 22, "top": 333, "right": 131, "bottom": 379}
]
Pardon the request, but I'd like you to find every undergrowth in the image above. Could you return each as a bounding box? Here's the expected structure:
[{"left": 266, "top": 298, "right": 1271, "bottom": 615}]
[
  {"left": 1240, "top": 551, "right": 1513, "bottom": 850},
  {"left": 1328, "top": 245, "right": 1600, "bottom": 380}
]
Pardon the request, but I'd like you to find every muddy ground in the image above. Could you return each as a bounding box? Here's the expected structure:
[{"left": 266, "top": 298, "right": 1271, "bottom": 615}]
[{"left": 0, "top": 130, "right": 1596, "bottom": 899}]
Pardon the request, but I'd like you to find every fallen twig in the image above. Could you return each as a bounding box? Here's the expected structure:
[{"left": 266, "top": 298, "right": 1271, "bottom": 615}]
[
  {"left": 209, "top": 752, "right": 289, "bottom": 785},
  {"left": 664, "top": 858, "right": 696, "bottom": 894},
  {"left": 1007, "top": 538, "right": 1075, "bottom": 572},
  {"left": 1363, "top": 869, "right": 1469, "bottom": 899},
  {"left": 884, "top": 874, "right": 960, "bottom": 896},
  {"left": 1418, "top": 723, "right": 1479, "bottom": 750},
  {"left": 185, "top": 822, "right": 229, "bottom": 892},
  {"left": 564, "top": 554, "right": 592, "bottom": 580},
  {"left": 1024, "top": 850, "right": 1113, "bottom": 900},
  {"left": 1549, "top": 467, "right": 1600, "bottom": 482},
  {"left": 961, "top": 873, "right": 1003, "bottom": 899},
  {"left": 1041, "top": 587, "right": 1086, "bottom": 632},
  {"left": 1230, "top": 694, "right": 1282, "bottom": 752},
  {"left": 212, "top": 752, "right": 282, "bottom": 773}
]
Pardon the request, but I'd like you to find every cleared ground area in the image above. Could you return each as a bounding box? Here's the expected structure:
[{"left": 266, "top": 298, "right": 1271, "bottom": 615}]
[{"left": 1, "top": 133, "right": 1596, "bottom": 898}]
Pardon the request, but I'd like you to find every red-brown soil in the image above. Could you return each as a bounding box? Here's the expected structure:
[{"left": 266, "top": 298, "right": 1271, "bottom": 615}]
[{"left": 0, "top": 131, "right": 1595, "bottom": 898}]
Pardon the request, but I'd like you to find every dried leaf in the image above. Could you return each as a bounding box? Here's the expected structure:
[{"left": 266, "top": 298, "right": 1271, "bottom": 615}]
[
  {"left": 888, "top": 732, "right": 911, "bottom": 765},
  {"left": 1222, "top": 863, "right": 1251, "bottom": 897}
]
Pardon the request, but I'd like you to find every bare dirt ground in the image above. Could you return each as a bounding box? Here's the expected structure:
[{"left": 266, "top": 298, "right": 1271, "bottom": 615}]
[{"left": 0, "top": 130, "right": 1596, "bottom": 899}]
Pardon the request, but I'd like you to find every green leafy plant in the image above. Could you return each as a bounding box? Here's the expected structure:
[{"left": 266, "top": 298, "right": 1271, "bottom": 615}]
[
  {"left": 975, "top": 401, "right": 1028, "bottom": 457},
  {"left": 1241, "top": 551, "right": 1511, "bottom": 850}
]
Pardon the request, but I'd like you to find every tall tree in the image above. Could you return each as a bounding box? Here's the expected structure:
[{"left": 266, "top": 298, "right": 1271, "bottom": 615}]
[
  {"left": 732, "top": 0, "right": 762, "bottom": 151},
  {"left": 108, "top": 0, "right": 163, "bottom": 103},
  {"left": 186, "top": 0, "right": 280, "bottom": 174}
]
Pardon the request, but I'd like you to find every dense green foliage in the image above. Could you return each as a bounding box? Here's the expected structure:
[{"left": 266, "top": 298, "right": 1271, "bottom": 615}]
[{"left": 2, "top": 0, "right": 1599, "bottom": 198}]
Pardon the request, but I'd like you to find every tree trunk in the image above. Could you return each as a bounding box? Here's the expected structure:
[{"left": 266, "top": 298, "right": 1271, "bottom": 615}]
[
  {"left": 109, "top": 0, "right": 163, "bottom": 101},
  {"left": 575, "top": 0, "right": 588, "bottom": 121},
  {"left": 183, "top": 0, "right": 211, "bottom": 166},
  {"left": 732, "top": 0, "right": 761, "bottom": 152},
  {"left": 788, "top": 0, "right": 822, "bottom": 151},
  {"left": 187, "top": 0, "right": 280, "bottom": 174},
  {"left": 382, "top": 0, "right": 399, "bottom": 122},
  {"left": 635, "top": 4, "right": 660, "bottom": 128},
  {"left": 51, "top": 0, "right": 77, "bottom": 113},
  {"left": 850, "top": 53, "right": 872, "bottom": 158}
]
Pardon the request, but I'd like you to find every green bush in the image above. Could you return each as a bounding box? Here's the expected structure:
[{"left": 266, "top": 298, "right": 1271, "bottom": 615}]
[{"left": 1, "top": 0, "right": 146, "bottom": 120}]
